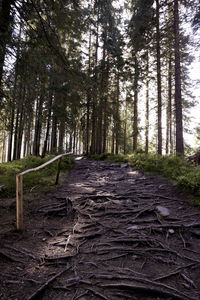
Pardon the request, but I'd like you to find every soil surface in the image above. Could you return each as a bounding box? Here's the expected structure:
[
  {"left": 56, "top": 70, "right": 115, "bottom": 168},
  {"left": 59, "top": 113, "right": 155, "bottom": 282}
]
[{"left": 1, "top": 157, "right": 200, "bottom": 300}]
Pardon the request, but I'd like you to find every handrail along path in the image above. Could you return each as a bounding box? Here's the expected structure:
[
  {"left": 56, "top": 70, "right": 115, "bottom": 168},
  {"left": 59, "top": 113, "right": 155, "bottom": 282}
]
[{"left": 16, "top": 152, "right": 73, "bottom": 231}]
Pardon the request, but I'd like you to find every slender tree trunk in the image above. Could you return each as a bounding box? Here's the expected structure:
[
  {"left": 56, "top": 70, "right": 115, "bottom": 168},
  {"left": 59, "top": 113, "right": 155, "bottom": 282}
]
[
  {"left": 111, "top": 125, "right": 115, "bottom": 154},
  {"left": 156, "top": 0, "right": 162, "bottom": 155},
  {"left": 51, "top": 113, "right": 57, "bottom": 153},
  {"left": 102, "top": 94, "right": 108, "bottom": 153},
  {"left": 2, "top": 132, "right": 6, "bottom": 162},
  {"left": 58, "top": 120, "right": 65, "bottom": 153},
  {"left": 174, "top": 0, "right": 184, "bottom": 156},
  {"left": 13, "top": 75, "right": 23, "bottom": 160},
  {"left": 166, "top": 52, "right": 172, "bottom": 155},
  {"left": 97, "top": 105, "right": 103, "bottom": 154},
  {"left": 97, "top": 32, "right": 107, "bottom": 154},
  {"left": 13, "top": 107, "right": 19, "bottom": 160},
  {"left": 0, "top": 0, "right": 14, "bottom": 102},
  {"left": 133, "top": 55, "right": 138, "bottom": 152},
  {"left": 124, "top": 98, "right": 127, "bottom": 155},
  {"left": 17, "top": 105, "right": 24, "bottom": 159},
  {"left": 17, "top": 84, "right": 26, "bottom": 159},
  {"left": 102, "top": 56, "right": 109, "bottom": 153},
  {"left": 166, "top": 110, "right": 169, "bottom": 155},
  {"left": 29, "top": 120, "right": 34, "bottom": 155},
  {"left": 8, "top": 23, "right": 22, "bottom": 160},
  {"left": 33, "top": 93, "right": 43, "bottom": 156},
  {"left": 86, "top": 29, "right": 91, "bottom": 155},
  {"left": 91, "top": 9, "right": 99, "bottom": 154},
  {"left": 42, "top": 92, "right": 53, "bottom": 157},
  {"left": 115, "top": 71, "right": 120, "bottom": 155},
  {"left": 23, "top": 121, "right": 30, "bottom": 157},
  {"left": 7, "top": 103, "right": 15, "bottom": 161},
  {"left": 145, "top": 52, "right": 149, "bottom": 154},
  {"left": 69, "top": 132, "right": 72, "bottom": 152},
  {"left": 73, "top": 124, "right": 76, "bottom": 154}
]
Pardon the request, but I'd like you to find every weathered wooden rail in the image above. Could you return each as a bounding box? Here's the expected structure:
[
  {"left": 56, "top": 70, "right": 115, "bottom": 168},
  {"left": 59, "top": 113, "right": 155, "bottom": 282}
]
[{"left": 16, "top": 152, "right": 73, "bottom": 231}]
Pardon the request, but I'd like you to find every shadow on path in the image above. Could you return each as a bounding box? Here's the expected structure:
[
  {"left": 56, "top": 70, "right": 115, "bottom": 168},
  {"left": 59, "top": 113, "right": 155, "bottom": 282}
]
[{"left": 1, "top": 158, "right": 200, "bottom": 299}]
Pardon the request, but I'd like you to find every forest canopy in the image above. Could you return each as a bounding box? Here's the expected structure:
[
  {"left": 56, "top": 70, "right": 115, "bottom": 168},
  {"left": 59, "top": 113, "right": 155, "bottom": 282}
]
[{"left": 0, "top": 0, "right": 200, "bottom": 162}]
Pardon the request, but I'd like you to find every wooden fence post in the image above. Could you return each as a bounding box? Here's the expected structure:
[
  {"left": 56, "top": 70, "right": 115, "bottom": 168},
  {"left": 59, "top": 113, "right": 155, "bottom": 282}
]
[
  {"left": 16, "top": 174, "right": 23, "bottom": 230},
  {"left": 55, "top": 157, "right": 62, "bottom": 185}
]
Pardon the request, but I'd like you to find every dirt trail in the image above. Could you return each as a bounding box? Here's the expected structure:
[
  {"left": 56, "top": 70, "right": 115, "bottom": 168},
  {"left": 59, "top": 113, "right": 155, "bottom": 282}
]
[{"left": 1, "top": 158, "right": 200, "bottom": 300}]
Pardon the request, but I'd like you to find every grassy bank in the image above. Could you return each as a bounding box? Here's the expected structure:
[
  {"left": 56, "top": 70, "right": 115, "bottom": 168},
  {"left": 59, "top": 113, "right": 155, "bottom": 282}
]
[
  {"left": 0, "top": 155, "right": 74, "bottom": 198},
  {"left": 90, "top": 152, "right": 200, "bottom": 198}
]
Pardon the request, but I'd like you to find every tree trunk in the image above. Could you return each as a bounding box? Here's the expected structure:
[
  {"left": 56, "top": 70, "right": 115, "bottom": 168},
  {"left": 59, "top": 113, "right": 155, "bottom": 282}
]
[
  {"left": 145, "top": 52, "right": 149, "bottom": 154},
  {"left": 13, "top": 107, "right": 20, "bottom": 160},
  {"left": 51, "top": 113, "right": 57, "bottom": 153},
  {"left": 73, "top": 124, "right": 76, "bottom": 154},
  {"left": 42, "top": 92, "right": 53, "bottom": 157},
  {"left": 91, "top": 9, "right": 99, "bottom": 154},
  {"left": 115, "top": 71, "right": 120, "bottom": 155},
  {"left": 133, "top": 55, "right": 138, "bottom": 152},
  {"left": 174, "top": 0, "right": 184, "bottom": 156},
  {"left": 124, "top": 98, "right": 127, "bottom": 155},
  {"left": 17, "top": 87, "right": 25, "bottom": 159},
  {"left": 58, "top": 120, "right": 65, "bottom": 153},
  {"left": 102, "top": 57, "right": 109, "bottom": 153},
  {"left": 2, "top": 131, "right": 6, "bottom": 162},
  {"left": 166, "top": 52, "right": 172, "bottom": 155},
  {"left": 111, "top": 125, "right": 115, "bottom": 154},
  {"left": 97, "top": 31, "right": 107, "bottom": 154},
  {"left": 33, "top": 94, "right": 43, "bottom": 156},
  {"left": 156, "top": 0, "right": 162, "bottom": 155},
  {"left": 7, "top": 103, "right": 15, "bottom": 161},
  {"left": 86, "top": 29, "right": 91, "bottom": 155},
  {"left": 0, "top": 0, "right": 14, "bottom": 102}
]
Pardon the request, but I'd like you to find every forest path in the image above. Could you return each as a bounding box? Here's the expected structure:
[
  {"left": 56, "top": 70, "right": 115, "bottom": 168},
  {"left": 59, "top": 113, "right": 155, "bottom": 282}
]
[{"left": 1, "top": 158, "right": 200, "bottom": 299}]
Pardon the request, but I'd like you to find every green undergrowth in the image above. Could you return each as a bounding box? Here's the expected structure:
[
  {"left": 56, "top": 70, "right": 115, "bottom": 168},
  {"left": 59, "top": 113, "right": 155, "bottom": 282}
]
[
  {"left": 90, "top": 152, "right": 200, "bottom": 199},
  {"left": 0, "top": 155, "right": 74, "bottom": 198}
]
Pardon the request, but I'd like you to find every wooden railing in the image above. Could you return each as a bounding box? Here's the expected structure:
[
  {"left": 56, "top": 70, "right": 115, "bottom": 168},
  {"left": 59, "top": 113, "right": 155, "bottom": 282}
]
[{"left": 16, "top": 152, "right": 73, "bottom": 231}]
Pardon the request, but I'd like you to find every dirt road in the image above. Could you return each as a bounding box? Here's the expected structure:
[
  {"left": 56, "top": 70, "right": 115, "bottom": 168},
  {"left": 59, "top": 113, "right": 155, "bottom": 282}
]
[{"left": 1, "top": 158, "right": 200, "bottom": 299}]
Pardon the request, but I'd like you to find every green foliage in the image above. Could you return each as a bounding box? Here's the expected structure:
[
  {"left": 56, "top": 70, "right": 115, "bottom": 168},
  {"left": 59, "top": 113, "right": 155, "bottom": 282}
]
[
  {"left": 91, "top": 152, "right": 200, "bottom": 197},
  {"left": 0, "top": 155, "right": 74, "bottom": 197}
]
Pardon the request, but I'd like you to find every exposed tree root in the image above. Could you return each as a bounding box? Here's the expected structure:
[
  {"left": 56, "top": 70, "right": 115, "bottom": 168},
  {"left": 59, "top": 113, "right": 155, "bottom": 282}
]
[{"left": 27, "top": 265, "right": 71, "bottom": 300}]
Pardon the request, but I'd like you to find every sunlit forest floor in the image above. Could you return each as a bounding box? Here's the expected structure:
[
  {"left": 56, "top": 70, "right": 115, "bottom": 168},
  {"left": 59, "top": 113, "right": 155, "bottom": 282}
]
[{"left": 0, "top": 157, "right": 200, "bottom": 299}]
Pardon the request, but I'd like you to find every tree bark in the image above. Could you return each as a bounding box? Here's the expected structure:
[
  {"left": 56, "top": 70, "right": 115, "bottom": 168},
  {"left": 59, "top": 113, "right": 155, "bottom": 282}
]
[
  {"left": 115, "top": 70, "right": 120, "bottom": 155},
  {"left": 156, "top": 0, "right": 162, "bottom": 155},
  {"left": 133, "top": 54, "right": 138, "bottom": 152},
  {"left": 51, "top": 113, "right": 57, "bottom": 154},
  {"left": 0, "top": 0, "right": 14, "bottom": 102},
  {"left": 145, "top": 52, "right": 149, "bottom": 154},
  {"left": 166, "top": 52, "right": 173, "bottom": 155},
  {"left": 90, "top": 8, "right": 99, "bottom": 154},
  {"left": 17, "top": 85, "right": 26, "bottom": 159},
  {"left": 124, "top": 98, "right": 127, "bottom": 155},
  {"left": 33, "top": 93, "right": 43, "bottom": 156},
  {"left": 7, "top": 102, "right": 15, "bottom": 161},
  {"left": 111, "top": 124, "right": 115, "bottom": 154},
  {"left": 42, "top": 92, "right": 53, "bottom": 157},
  {"left": 86, "top": 29, "right": 91, "bottom": 155},
  {"left": 102, "top": 57, "right": 109, "bottom": 153},
  {"left": 58, "top": 120, "right": 65, "bottom": 153},
  {"left": 174, "top": 0, "right": 184, "bottom": 156}
]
